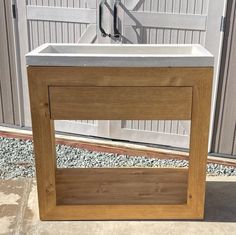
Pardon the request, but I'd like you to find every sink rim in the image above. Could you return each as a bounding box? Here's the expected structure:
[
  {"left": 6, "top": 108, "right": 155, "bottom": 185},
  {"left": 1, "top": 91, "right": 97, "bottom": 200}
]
[
  {"left": 27, "top": 43, "right": 213, "bottom": 57},
  {"left": 26, "top": 43, "right": 214, "bottom": 67}
]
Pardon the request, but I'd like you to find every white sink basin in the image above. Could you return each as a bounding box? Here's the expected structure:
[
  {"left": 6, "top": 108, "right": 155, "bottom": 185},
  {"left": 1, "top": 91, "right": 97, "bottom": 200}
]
[{"left": 26, "top": 43, "right": 214, "bottom": 67}]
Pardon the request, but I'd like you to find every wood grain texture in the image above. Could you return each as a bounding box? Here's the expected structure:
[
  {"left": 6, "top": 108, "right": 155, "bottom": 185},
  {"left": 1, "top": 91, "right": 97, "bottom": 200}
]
[
  {"left": 49, "top": 86, "right": 192, "bottom": 120},
  {"left": 27, "top": 66, "right": 213, "bottom": 220},
  {"left": 27, "top": 67, "right": 213, "bottom": 87},
  {"left": 187, "top": 68, "right": 213, "bottom": 217},
  {"left": 27, "top": 69, "right": 57, "bottom": 219},
  {"left": 45, "top": 204, "right": 197, "bottom": 220},
  {"left": 56, "top": 168, "right": 188, "bottom": 205}
]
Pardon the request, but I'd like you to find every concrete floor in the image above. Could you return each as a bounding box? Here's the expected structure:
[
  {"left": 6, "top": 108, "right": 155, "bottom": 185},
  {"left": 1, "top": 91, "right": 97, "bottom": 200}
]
[{"left": 0, "top": 177, "right": 236, "bottom": 235}]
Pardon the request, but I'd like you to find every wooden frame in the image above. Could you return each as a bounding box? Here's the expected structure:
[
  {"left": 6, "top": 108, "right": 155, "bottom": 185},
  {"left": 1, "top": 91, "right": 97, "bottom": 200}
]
[{"left": 28, "top": 66, "right": 213, "bottom": 220}]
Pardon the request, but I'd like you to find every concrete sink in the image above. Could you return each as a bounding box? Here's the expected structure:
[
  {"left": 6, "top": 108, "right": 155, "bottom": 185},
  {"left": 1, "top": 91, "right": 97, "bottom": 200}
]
[{"left": 26, "top": 43, "right": 213, "bottom": 67}]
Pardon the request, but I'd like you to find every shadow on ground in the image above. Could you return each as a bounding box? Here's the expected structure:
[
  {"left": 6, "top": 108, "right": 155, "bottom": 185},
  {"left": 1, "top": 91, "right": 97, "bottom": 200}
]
[{"left": 205, "top": 181, "right": 236, "bottom": 222}]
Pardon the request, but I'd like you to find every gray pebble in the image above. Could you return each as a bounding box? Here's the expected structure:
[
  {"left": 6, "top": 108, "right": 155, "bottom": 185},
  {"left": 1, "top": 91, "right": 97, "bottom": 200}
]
[{"left": 0, "top": 136, "right": 236, "bottom": 179}]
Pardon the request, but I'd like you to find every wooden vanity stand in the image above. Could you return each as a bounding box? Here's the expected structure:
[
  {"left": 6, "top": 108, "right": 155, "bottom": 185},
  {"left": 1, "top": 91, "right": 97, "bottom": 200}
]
[{"left": 28, "top": 66, "right": 213, "bottom": 220}]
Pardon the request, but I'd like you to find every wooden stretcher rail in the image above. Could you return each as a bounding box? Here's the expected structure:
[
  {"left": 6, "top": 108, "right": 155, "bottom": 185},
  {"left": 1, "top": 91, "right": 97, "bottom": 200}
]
[
  {"left": 49, "top": 86, "right": 192, "bottom": 120},
  {"left": 56, "top": 168, "right": 188, "bottom": 205}
]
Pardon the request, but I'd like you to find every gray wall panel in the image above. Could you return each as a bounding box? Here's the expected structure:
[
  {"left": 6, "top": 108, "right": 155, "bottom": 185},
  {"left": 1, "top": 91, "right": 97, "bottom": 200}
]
[
  {"left": 0, "top": 0, "right": 15, "bottom": 125},
  {"left": 212, "top": 0, "right": 236, "bottom": 158}
]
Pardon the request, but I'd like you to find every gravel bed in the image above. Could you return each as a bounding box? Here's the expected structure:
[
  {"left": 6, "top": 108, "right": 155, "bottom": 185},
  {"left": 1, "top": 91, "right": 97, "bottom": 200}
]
[{"left": 0, "top": 136, "right": 236, "bottom": 179}]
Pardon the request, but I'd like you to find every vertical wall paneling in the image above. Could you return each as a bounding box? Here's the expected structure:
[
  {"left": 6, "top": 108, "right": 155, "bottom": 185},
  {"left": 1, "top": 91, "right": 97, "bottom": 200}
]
[
  {"left": 27, "top": 0, "right": 93, "bottom": 50},
  {"left": 0, "top": 84, "right": 3, "bottom": 123},
  {"left": 5, "top": 0, "right": 23, "bottom": 125},
  {"left": 205, "top": 0, "right": 227, "bottom": 151},
  {"left": 0, "top": 0, "right": 14, "bottom": 124},
  {"left": 108, "top": 0, "right": 226, "bottom": 149},
  {"left": 15, "top": 0, "right": 227, "bottom": 150},
  {"left": 0, "top": 0, "right": 22, "bottom": 125},
  {"left": 17, "top": 0, "right": 31, "bottom": 126},
  {"left": 212, "top": 0, "right": 236, "bottom": 158},
  {"left": 18, "top": 0, "right": 111, "bottom": 138}
]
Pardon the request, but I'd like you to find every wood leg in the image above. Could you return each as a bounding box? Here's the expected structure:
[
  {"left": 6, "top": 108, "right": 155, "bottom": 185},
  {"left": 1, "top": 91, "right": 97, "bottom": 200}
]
[
  {"left": 188, "top": 73, "right": 213, "bottom": 218},
  {"left": 28, "top": 73, "right": 57, "bottom": 219}
]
